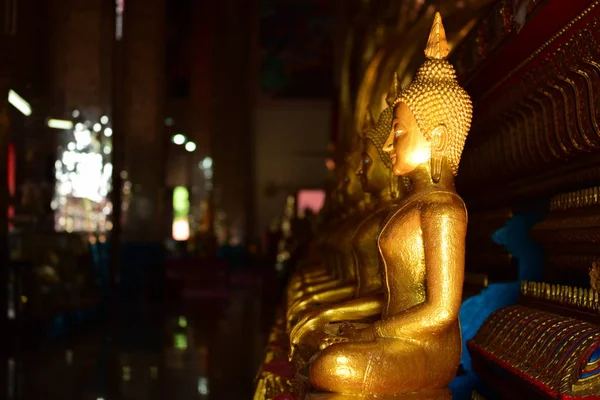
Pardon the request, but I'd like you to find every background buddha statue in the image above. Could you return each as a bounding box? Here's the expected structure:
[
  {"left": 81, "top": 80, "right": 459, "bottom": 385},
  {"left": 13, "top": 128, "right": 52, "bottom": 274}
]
[
  {"left": 288, "top": 184, "right": 344, "bottom": 290},
  {"left": 287, "top": 140, "right": 369, "bottom": 328},
  {"left": 290, "top": 81, "right": 410, "bottom": 356},
  {"left": 309, "top": 13, "right": 472, "bottom": 395}
]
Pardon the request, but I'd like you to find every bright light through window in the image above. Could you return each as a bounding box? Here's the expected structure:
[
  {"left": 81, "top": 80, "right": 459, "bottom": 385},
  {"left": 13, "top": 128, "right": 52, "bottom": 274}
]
[
  {"left": 172, "top": 219, "right": 190, "bottom": 241},
  {"left": 297, "top": 189, "right": 326, "bottom": 217},
  {"left": 174, "top": 333, "right": 188, "bottom": 350},
  {"left": 54, "top": 113, "right": 113, "bottom": 232},
  {"left": 172, "top": 186, "right": 190, "bottom": 241}
]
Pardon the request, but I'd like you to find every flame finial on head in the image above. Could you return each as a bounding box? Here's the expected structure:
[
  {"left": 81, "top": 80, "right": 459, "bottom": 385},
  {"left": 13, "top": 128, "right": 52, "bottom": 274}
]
[
  {"left": 385, "top": 73, "right": 401, "bottom": 108},
  {"left": 392, "top": 12, "right": 473, "bottom": 176},
  {"left": 425, "top": 12, "right": 449, "bottom": 60},
  {"left": 362, "top": 109, "right": 375, "bottom": 134}
]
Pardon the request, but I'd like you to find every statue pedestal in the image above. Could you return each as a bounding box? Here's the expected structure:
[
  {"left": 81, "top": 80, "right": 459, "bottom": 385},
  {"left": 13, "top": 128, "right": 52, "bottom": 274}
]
[
  {"left": 253, "top": 306, "right": 454, "bottom": 399},
  {"left": 304, "top": 388, "right": 452, "bottom": 400}
]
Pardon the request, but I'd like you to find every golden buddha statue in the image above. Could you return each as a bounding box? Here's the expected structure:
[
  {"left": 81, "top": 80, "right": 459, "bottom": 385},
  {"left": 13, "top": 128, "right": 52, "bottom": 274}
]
[
  {"left": 290, "top": 82, "right": 410, "bottom": 354},
  {"left": 309, "top": 13, "right": 472, "bottom": 395},
  {"left": 287, "top": 169, "right": 357, "bottom": 290},
  {"left": 287, "top": 148, "right": 369, "bottom": 328},
  {"left": 287, "top": 185, "right": 344, "bottom": 289}
]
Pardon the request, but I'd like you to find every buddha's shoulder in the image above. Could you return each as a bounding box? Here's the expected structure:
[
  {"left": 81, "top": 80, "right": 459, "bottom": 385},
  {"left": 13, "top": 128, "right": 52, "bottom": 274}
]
[
  {"left": 421, "top": 190, "right": 465, "bottom": 207},
  {"left": 387, "top": 190, "right": 466, "bottom": 223},
  {"left": 419, "top": 190, "right": 467, "bottom": 222}
]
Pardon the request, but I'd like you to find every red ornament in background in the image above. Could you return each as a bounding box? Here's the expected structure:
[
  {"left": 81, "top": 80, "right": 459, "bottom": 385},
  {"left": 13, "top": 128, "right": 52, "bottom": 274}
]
[
  {"left": 7, "top": 143, "right": 15, "bottom": 229},
  {"left": 273, "top": 394, "right": 296, "bottom": 400}
]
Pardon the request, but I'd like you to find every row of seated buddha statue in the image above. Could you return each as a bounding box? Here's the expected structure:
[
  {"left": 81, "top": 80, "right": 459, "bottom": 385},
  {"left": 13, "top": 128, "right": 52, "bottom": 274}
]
[{"left": 277, "top": 13, "right": 473, "bottom": 398}]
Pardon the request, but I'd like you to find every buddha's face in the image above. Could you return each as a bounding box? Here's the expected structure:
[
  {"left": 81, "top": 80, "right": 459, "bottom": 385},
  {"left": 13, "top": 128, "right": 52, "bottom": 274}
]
[
  {"left": 357, "top": 140, "right": 388, "bottom": 193},
  {"left": 343, "top": 155, "right": 364, "bottom": 204},
  {"left": 383, "top": 102, "right": 431, "bottom": 176}
]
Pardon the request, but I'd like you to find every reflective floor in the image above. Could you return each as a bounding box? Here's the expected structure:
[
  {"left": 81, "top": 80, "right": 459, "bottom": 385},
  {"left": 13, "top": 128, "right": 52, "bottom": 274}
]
[{"left": 10, "top": 279, "right": 273, "bottom": 400}]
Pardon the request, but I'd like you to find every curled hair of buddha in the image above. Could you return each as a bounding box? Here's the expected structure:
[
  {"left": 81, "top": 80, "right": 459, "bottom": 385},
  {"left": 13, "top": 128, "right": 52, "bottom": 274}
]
[
  {"left": 365, "top": 107, "right": 394, "bottom": 169},
  {"left": 392, "top": 12, "right": 473, "bottom": 176},
  {"left": 365, "top": 78, "right": 411, "bottom": 193},
  {"left": 345, "top": 133, "right": 363, "bottom": 170},
  {"left": 365, "top": 75, "right": 401, "bottom": 169}
]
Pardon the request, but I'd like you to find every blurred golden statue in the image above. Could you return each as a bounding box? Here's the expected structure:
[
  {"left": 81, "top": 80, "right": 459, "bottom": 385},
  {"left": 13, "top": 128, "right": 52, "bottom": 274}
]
[
  {"left": 287, "top": 141, "right": 369, "bottom": 330},
  {"left": 309, "top": 12, "right": 472, "bottom": 395},
  {"left": 590, "top": 261, "right": 600, "bottom": 292},
  {"left": 290, "top": 79, "right": 409, "bottom": 355}
]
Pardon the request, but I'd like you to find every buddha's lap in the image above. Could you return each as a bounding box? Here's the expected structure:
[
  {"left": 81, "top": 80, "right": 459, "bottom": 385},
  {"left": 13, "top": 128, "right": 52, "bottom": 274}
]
[{"left": 310, "top": 337, "right": 458, "bottom": 393}]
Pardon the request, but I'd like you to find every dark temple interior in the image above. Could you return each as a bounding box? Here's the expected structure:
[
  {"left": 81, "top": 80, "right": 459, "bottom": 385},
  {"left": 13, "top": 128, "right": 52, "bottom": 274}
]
[{"left": 2, "top": 0, "right": 600, "bottom": 399}]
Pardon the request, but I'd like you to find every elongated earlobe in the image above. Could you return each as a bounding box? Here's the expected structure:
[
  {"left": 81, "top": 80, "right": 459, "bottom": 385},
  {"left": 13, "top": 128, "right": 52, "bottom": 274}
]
[{"left": 430, "top": 125, "right": 448, "bottom": 183}]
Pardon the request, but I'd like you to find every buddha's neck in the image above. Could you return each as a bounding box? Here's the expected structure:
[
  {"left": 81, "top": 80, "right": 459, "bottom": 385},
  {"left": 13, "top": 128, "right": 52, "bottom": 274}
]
[
  {"left": 375, "top": 185, "right": 396, "bottom": 207},
  {"left": 356, "top": 197, "right": 368, "bottom": 212},
  {"left": 344, "top": 202, "right": 360, "bottom": 215},
  {"left": 408, "top": 161, "right": 455, "bottom": 193}
]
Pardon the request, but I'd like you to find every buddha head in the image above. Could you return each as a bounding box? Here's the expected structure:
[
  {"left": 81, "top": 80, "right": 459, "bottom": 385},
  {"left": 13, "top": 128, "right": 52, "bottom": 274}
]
[
  {"left": 357, "top": 77, "right": 408, "bottom": 198},
  {"left": 344, "top": 138, "right": 366, "bottom": 204},
  {"left": 383, "top": 12, "right": 472, "bottom": 182},
  {"left": 358, "top": 107, "right": 392, "bottom": 193}
]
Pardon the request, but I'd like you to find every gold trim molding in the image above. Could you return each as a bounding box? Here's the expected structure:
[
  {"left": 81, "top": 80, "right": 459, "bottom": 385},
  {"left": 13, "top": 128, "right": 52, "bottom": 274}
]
[
  {"left": 521, "top": 280, "right": 600, "bottom": 312},
  {"left": 551, "top": 185, "right": 600, "bottom": 211}
]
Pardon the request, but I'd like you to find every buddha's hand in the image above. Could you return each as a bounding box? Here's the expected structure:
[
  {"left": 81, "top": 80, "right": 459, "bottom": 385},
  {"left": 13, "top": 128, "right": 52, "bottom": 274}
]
[
  {"left": 318, "top": 335, "right": 349, "bottom": 350},
  {"left": 288, "top": 289, "right": 306, "bottom": 304},
  {"left": 338, "top": 321, "right": 358, "bottom": 335},
  {"left": 290, "top": 309, "right": 330, "bottom": 347},
  {"left": 337, "top": 322, "right": 376, "bottom": 342}
]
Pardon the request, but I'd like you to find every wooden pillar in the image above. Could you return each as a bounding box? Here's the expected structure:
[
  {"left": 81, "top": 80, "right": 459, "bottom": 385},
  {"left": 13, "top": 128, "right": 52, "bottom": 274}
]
[
  {"left": 121, "top": 0, "right": 166, "bottom": 242},
  {"left": 210, "top": 0, "right": 258, "bottom": 243},
  {"left": 0, "top": 0, "right": 15, "bottom": 395}
]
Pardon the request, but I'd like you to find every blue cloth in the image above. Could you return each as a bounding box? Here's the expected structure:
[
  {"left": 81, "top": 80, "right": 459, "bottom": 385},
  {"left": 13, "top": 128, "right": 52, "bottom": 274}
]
[{"left": 451, "top": 211, "right": 545, "bottom": 398}]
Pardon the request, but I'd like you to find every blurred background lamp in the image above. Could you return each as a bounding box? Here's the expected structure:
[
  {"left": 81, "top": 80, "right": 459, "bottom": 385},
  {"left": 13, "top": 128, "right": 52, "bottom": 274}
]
[
  {"left": 8, "top": 90, "right": 32, "bottom": 116},
  {"left": 185, "top": 141, "right": 197, "bottom": 152},
  {"left": 47, "top": 119, "right": 74, "bottom": 130},
  {"left": 201, "top": 157, "right": 213, "bottom": 169},
  {"left": 172, "top": 133, "right": 186, "bottom": 145}
]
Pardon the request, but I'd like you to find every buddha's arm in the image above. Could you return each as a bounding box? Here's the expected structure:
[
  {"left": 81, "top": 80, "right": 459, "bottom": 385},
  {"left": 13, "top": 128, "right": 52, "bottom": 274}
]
[
  {"left": 289, "top": 272, "right": 331, "bottom": 291},
  {"left": 291, "top": 294, "right": 384, "bottom": 346},
  {"left": 305, "top": 277, "right": 344, "bottom": 293},
  {"left": 290, "top": 284, "right": 355, "bottom": 311},
  {"left": 287, "top": 284, "right": 356, "bottom": 325},
  {"left": 375, "top": 202, "right": 466, "bottom": 339},
  {"left": 288, "top": 272, "right": 333, "bottom": 293},
  {"left": 288, "top": 277, "right": 344, "bottom": 307},
  {"left": 301, "top": 268, "right": 328, "bottom": 279}
]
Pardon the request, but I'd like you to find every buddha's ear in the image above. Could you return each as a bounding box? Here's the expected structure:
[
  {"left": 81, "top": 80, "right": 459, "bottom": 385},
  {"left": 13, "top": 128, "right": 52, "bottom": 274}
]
[
  {"left": 430, "top": 124, "right": 448, "bottom": 183},
  {"left": 430, "top": 124, "right": 448, "bottom": 153}
]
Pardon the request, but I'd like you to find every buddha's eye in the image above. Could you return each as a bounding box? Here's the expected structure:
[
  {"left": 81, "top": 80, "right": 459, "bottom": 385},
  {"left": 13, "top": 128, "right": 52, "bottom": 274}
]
[
  {"left": 394, "top": 129, "right": 405, "bottom": 137},
  {"left": 363, "top": 158, "right": 370, "bottom": 165}
]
